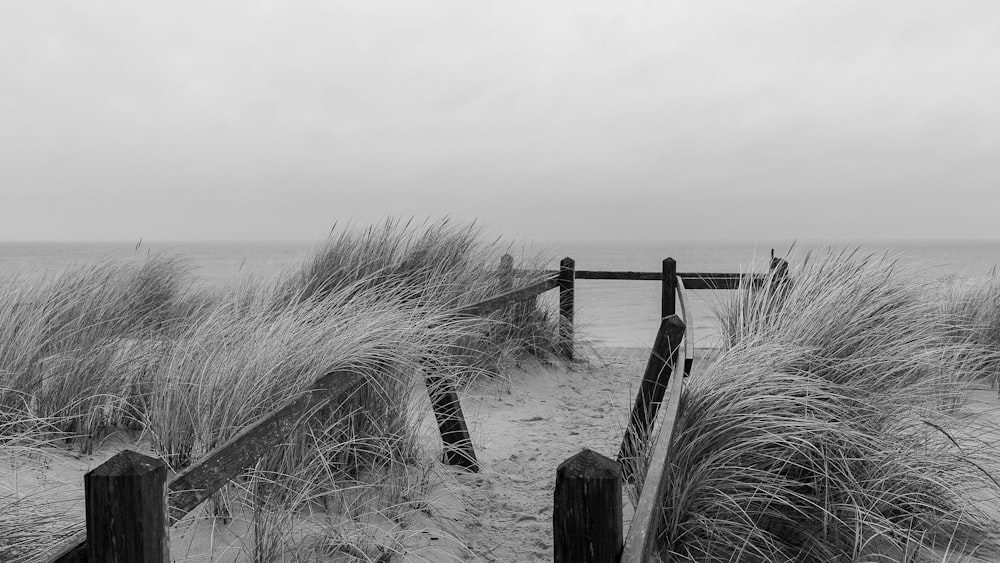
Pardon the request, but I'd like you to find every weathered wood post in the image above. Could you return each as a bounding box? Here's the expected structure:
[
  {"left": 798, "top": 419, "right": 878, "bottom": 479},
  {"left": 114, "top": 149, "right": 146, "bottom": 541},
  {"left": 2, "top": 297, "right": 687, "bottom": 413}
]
[
  {"left": 661, "top": 258, "right": 676, "bottom": 319},
  {"left": 499, "top": 253, "right": 532, "bottom": 336},
  {"left": 499, "top": 253, "right": 514, "bottom": 293},
  {"left": 558, "top": 257, "right": 576, "bottom": 360},
  {"left": 553, "top": 449, "right": 623, "bottom": 563},
  {"left": 618, "top": 315, "right": 685, "bottom": 483},
  {"left": 770, "top": 256, "right": 789, "bottom": 283},
  {"left": 425, "top": 372, "right": 479, "bottom": 472},
  {"left": 769, "top": 256, "right": 791, "bottom": 300},
  {"left": 85, "top": 450, "right": 169, "bottom": 562}
]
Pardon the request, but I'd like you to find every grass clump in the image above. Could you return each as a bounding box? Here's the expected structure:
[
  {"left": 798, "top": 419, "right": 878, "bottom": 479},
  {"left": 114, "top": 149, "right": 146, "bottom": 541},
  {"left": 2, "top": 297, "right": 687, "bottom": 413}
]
[
  {"left": 146, "top": 277, "right": 477, "bottom": 472},
  {"left": 937, "top": 273, "right": 1000, "bottom": 387},
  {"left": 0, "top": 254, "right": 192, "bottom": 449},
  {"left": 653, "top": 249, "right": 1000, "bottom": 562},
  {"left": 276, "top": 218, "right": 561, "bottom": 372}
]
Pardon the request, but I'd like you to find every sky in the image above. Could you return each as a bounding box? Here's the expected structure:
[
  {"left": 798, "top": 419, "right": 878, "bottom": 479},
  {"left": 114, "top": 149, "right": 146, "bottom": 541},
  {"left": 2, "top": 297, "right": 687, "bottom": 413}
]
[{"left": 1, "top": 1, "right": 999, "bottom": 243}]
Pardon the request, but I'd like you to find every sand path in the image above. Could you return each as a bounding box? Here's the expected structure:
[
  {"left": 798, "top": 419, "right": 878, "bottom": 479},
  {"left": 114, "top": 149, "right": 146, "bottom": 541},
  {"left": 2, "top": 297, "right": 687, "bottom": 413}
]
[
  {"left": 424, "top": 347, "right": 651, "bottom": 562},
  {"left": 411, "top": 350, "right": 1000, "bottom": 563}
]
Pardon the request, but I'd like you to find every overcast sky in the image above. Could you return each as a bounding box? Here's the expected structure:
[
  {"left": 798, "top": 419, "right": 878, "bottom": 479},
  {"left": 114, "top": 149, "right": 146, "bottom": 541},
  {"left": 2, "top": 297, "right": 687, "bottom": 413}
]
[{"left": 2, "top": 1, "right": 998, "bottom": 243}]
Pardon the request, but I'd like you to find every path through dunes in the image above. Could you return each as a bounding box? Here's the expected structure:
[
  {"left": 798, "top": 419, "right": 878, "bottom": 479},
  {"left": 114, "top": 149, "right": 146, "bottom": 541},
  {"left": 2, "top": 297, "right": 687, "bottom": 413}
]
[
  {"left": 411, "top": 348, "right": 1000, "bottom": 563},
  {"left": 409, "top": 347, "right": 665, "bottom": 562}
]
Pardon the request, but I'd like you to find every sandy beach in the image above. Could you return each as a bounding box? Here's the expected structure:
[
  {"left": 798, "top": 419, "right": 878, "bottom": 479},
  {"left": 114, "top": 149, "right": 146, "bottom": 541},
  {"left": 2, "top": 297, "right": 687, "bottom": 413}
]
[
  {"left": 402, "top": 346, "right": 712, "bottom": 562},
  {"left": 7, "top": 341, "right": 1000, "bottom": 562},
  {"left": 0, "top": 346, "right": 673, "bottom": 562}
]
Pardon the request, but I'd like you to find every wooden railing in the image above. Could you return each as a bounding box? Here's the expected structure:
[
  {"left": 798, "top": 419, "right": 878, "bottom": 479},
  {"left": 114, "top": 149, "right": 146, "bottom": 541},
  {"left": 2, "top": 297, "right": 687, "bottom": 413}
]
[
  {"left": 552, "top": 314, "right": 688, "bottom": 563},
  {"left": 43, "top": 253, "right": 787, "bottom": 562},
  {"left": 552, "top": 257, "right": 790, "bottom": 563}
]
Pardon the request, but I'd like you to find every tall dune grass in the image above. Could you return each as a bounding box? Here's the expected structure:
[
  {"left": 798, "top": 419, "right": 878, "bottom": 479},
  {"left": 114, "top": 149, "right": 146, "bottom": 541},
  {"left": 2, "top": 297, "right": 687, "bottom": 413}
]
[
  {"left": 276, "top": 218, "right": 561, "bottom": 371},
  {"left": 145, "top": 277, "right": 478, "bottom": 472},
  {"left": 653, "top": 249, "right": 1000, "bottom": 561},
  {"left": 937, "top": 273, "right": 1000, "bottom": 387},
  {"left": 0, "top": 254, "right": 192, "bottom": 448},
  {"left": 0, "top": 409, "right": 85, "bottom": 563},
  {"left": 0, "top": 220, "right": 561, "bottom": 560}
]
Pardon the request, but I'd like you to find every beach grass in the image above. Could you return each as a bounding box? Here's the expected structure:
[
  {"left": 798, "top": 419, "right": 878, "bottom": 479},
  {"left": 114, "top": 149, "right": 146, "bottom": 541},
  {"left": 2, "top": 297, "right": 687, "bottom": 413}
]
[
  {"left": 652, "top": 249, "right": 1000, "bottom": 561},
  {"left": 275, "top": 217, "right": 562, "bottom": 372},
  {"left": 0, "top": 219, "right": 559, "bottom": 561},
  {"left": 0, "top": 254, "right": 192, "bottom": 449}
]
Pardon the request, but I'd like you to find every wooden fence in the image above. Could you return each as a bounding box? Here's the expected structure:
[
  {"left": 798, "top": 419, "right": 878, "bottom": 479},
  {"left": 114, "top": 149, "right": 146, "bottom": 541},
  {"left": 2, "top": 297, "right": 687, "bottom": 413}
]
[
  {"left": 43, "top": 254, "right": 786, "bottom": 562},
  {"left": 552, "top": 255, "right": 790, "bottom": 563}
]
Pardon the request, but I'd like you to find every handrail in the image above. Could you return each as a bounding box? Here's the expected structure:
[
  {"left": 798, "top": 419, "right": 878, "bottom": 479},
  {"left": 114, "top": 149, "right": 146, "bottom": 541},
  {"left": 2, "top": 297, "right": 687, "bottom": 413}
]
[
  {"left": 675, "top": 276, "right": 694, "bottom": 376},
  {"left": 47, "top": 370, "right": 364, "bottom": 562},
  {"left": 167, "top": 370, "right": 363, "bottom": 523},
  {"left": 524, "top": 269, "right": 762, "bottom": 290},
  {"left": 455, "top": 275, "right": 558, "bottom": 317},
  {"left": 621, "top": 327, "right": 687, "bottom": 562}
]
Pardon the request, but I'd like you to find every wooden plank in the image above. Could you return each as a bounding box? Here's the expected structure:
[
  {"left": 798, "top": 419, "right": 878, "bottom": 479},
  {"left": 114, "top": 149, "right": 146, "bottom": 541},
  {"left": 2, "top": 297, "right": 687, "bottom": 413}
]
[
  {"left": 558, "top": 257, "right": 575, "bottom": 360},
  {"left": 769, "top": 257, "right": 791, "bottom": 294},
  {"left": 621, "top": 333, "right": 687, "bottom": 563},
  {"left": 679, "top": 276, "right": 734, "bottom": 290},
  {"left": 167, "top": 370, "right": 363, "bottom": 523},
  {"left": 575, "top": 271, "right": 746, "bottom": 282},
  {"left": 456, "top": 276, "right": 558, "bottom": 317},
  {"left": 520, "top": 269, "right": 763, "bottom": 288},
  {"left": 679, "top": 273, "right": 747, "bottom": 281},
  {"left": 498, "top": 254, "right": 514, "bottom": 293},
  {"left": 85, "top": 450, "right": 169, "bottom": 563},
  {"left": 553, "top": 449, "right": 623, "bottom": 562},
  {"left": 575, "top": 270, "right": 662, "bottom": 281},
  {"left": 618, "top": 315, "right": 685, "bottom": 483},
  {"left": 425, "top": 373, "right": 478, "bottom": 471}
]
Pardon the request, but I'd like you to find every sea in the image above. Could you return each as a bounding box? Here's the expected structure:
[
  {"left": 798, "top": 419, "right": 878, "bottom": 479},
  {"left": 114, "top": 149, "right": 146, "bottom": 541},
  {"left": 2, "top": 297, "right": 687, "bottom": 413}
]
[{"left": 2, "top": 239, "right": 999, "bottom": 350}]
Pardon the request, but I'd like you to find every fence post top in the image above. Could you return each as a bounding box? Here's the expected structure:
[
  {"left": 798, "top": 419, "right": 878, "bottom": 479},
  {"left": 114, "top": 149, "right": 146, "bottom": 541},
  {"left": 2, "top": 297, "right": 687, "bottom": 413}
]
[
  {"left": 662, "top": 314, "right": 685, "bottom": 330},
  {"left": 663, "top": 257, "right": 676, "bottom": 266},
  {"left": 557, "top": 448, "right": 620, "bottom": 478},
  {"left": 89, "top": 450, "right": 165, "bottom": 477},
  {"left": 560, "top": 256, "right": 575, "bottom": 267},
  {"left": 770, "top": 257, "right": 789, "bottom": 275}
]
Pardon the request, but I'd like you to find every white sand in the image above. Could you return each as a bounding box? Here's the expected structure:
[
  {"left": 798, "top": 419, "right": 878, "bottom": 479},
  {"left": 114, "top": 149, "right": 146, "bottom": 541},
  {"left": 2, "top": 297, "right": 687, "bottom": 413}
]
[{"left": 414, "top": 347, "right": 659, "bottom": 562}]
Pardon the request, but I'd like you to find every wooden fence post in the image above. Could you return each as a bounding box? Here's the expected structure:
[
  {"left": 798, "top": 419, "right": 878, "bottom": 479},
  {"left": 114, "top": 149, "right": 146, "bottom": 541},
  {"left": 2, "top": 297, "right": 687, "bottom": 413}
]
[
  {"left": 425, "top": 372, "right": 479, "bottom": 472},
  {"left": 770, "top": 256, "right": 789, "bottom": 282},
  {"left": 85, "top": 450, "right": 169, "bottom": 563},
  {"left": 499, "top": 253, "right": 514, "bottom": 293},
  {"left": 661, "top": 258, "right": 676, "bottom": 319},
  {"left": 553, "top": 449, "right": 623, "bottom": 563},
  {"left": 558, "top": 257, "right": 575, "bottom": 361},
  {"left": 618, "top": 315, "right": 685, "bottom": 483}
]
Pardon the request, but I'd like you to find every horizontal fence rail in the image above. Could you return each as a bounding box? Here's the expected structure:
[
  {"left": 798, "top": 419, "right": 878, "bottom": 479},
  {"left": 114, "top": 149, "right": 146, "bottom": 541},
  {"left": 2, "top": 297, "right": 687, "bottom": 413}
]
[
  {"left": 532, "top": 269, "right": 763, "bottom": 290},
  {"left": 577, "top": 271, "right": 760, "bottom": 290},
  {"left": 455, "top": 275, "right": 558, "bottom": 317},
  {"left": 47, "top": 371, "right": 365, "bottom": 562},
  {"left": 167, "top": 370, "right": 364, "bottom": 523}
]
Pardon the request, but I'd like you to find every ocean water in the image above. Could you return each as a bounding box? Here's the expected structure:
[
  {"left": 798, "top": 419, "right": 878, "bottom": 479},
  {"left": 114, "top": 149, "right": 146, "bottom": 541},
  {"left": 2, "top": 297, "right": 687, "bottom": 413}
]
[
  {"left": 2, "top": 238, "right": 999, "bottom": 350},
  {"left": 546, "top": 239, "right": 1000, "bottom": 349}
]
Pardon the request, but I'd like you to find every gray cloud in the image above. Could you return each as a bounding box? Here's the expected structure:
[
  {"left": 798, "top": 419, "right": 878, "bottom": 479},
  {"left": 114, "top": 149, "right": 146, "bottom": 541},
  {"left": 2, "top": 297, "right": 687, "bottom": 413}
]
[{"left": 2, "top": 1, "right": 998, "bottom": 241}]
